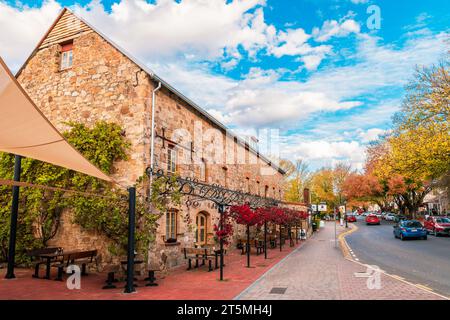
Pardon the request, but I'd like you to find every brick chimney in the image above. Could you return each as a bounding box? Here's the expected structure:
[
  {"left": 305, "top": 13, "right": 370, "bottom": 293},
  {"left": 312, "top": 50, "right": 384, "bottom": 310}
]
[{"left": 303, "top": 188, "right": 310, "bottom": 205}]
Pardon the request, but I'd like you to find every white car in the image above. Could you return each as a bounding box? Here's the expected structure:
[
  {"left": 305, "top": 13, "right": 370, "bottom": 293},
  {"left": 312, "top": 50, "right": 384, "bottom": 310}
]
[{"left": 385, "top": 213, "right": 396, "bottom": 221}]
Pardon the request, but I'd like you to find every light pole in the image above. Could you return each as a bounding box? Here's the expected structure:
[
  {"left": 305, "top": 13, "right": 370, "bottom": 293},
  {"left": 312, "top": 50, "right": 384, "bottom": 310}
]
[{"left": 344, "top": 201, "right": 348, "bottom": 228}]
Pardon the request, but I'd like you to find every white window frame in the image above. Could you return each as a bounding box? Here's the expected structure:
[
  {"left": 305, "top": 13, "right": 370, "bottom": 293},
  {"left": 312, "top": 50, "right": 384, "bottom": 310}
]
[
  {"left": 165, "top": 210, "right": 177, "bottom": 240},
  {"left": 60, "top": 50, "right": 73, "bottom": 70},
  {"left": 167, "top": 147, "right": 178, "bottom": 173}
]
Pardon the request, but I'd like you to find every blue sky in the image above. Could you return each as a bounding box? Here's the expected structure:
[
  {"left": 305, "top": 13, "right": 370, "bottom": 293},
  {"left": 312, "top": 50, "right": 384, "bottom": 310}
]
[{"left": 0, "top": 0, "right": 449, "bottom": 170}]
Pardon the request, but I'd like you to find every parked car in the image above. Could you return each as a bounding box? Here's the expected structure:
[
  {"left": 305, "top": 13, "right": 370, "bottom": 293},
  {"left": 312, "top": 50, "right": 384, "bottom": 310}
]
[
  {"left": 424, "top": 216, "right": 450, "bottom": 236},
  {"left": 365, "top": 214, "right": 380, "bottom": 225},
  {"left": 393, "top": 220, "right": 427, "bottom": 240},
  {"left": 346, "top": 214, "right": 357, "bottom": 223},
  {"left": 384, "top": 213, "right": 396, "bottom": 221},
  {"left": 375, "top": 212, "right": 383, "bottom": 219}
]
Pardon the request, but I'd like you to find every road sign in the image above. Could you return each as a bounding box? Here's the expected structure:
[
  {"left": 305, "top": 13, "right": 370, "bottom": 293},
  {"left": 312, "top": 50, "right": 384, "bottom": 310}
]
[
  {"left": 311, "top": 204, "right": 317, "bottom": 211},
  {"left": 318, "top": 204, "right": 327, "bottom": 212}
]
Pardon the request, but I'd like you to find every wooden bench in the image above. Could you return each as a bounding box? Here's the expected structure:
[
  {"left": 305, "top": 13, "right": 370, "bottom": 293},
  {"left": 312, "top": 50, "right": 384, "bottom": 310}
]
[
  {"left": 54, "top": 250, "right": 97, "bottom": 281},
  {"left": 27, "top": 247, "right": 62, "bottom": 278},
  {"left": 183, "top": 248, "right": 214, "bottom": 272},
  {"left": 254, "top": 240, "right": 264, "bottom": 255}
]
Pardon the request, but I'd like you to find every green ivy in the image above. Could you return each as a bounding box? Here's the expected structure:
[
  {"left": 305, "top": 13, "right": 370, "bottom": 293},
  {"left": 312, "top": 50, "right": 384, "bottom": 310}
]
[{"left": 0, "top": 121, "right": 158, "bottom": 264}]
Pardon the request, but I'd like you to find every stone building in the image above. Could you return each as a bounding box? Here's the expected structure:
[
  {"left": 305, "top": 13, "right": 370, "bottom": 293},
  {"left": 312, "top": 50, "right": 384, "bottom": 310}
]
[{"left": 16, "top": 8, "right": 288, "bottom": 269}]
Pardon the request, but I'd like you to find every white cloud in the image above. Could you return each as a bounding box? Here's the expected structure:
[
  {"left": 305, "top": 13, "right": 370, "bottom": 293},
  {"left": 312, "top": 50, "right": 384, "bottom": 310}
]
[
  {"left": 281, "top": 138, "right": 366, "bottom": 170},
  {"left": 357, "top": 128, "right": 386, "bottom": 143},
  {"left": 0, "top": 0, "right": 61, "bottom": 71},
  {"left": 349, "top": 0, "right": 369, "bottom": 4},
  {"left": 312, "top": 18, "right": 360, "bottom": 42}
]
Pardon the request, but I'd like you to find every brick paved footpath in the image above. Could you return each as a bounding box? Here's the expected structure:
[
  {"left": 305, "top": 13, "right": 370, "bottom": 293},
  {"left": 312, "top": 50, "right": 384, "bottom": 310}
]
[{"left": 236, "top": 221, "right": 447, "bottom": 300}]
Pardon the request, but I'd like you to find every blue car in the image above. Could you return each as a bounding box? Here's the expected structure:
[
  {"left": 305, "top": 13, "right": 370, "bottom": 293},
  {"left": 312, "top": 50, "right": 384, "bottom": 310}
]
[{"left": 393, "top": 220, "right": 427, "bottom": 240}]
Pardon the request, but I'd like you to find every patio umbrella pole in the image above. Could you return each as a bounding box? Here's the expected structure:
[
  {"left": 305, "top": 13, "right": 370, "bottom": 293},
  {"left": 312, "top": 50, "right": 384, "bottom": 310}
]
[
  {"left": 246, "top": 225, "right": 250, "bottom": 267},
  {"left": 279, "top": 225, "right": 282, "bottom": 252},
  {"left": 5, "top": 155, "right": 22, "bottom": 279},
  {"left": 218, "top": 204, "right": 224, "bottom": 281},
  {"left": 124, "top": 186, "right": 136, "bottom": 293},
  {"left": 264, "top": 221, "right": 267, "bottom": 259}
]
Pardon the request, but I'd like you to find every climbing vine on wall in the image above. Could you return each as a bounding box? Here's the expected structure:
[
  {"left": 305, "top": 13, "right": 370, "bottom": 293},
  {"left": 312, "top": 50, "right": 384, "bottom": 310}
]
[{"left": 0, "top": 121, "right": 159, "bottom": 264}]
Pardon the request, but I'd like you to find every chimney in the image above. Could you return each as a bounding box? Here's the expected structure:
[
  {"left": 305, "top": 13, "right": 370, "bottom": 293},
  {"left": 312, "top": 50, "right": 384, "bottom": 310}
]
[{"left": 303, "top": 188, "right": 310, "bottom": 205}]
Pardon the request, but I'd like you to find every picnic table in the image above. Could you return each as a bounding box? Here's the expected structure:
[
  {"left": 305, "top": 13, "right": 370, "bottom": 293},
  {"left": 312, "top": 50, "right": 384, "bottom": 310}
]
[
  {"left": 239, "top": 239, "right": 265, "bottom": 255},
  {"left": 35, "top": 249, "right": 97, "bottom": 280}
]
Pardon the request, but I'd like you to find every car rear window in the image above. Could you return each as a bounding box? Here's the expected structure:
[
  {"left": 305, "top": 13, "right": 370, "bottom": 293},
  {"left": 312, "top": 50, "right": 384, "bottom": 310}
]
[
  {"left": 436, "top": 218, "right": 450, "bottom": 223},
  {"left": 404, "top": 221, "right": 422, "bottom": 228}
]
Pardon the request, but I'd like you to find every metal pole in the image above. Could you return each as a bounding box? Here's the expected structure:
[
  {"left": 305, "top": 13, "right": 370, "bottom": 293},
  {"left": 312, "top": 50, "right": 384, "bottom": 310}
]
[
  {"left": 345, "top": 202, "right": 348, "bottom": 228},
  {"left": 246, "top": 224, "right": 250, "bottom": 267},
  {"left": 124, "top": 187, "right": 136, "bottom": 293},
  {"left": 5, "top": 155, "right": 22, "bottom": 279},
  {"left": 218, "top": 204, "right": 224, "bottom": 281},
  {"left": 264, "top": 221, "right": 267, "bottom": 259},
  {"left": 279, "top": 225, "right": 282, "bottom": 251},
  {"left": 334, "top": 208, "right": 337, "bottom": 248}
]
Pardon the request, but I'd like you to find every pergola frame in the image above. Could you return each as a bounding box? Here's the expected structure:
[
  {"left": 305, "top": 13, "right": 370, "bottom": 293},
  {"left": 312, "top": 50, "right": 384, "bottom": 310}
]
[{"left": 145, "top": 167, "right": 281, "bottom": 281}]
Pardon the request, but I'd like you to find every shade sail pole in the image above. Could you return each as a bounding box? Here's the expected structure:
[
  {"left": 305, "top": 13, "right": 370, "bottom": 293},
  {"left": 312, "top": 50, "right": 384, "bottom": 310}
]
[
  {"left": 124, "top": 186, "right": 136, "bottom": 293},
  {"left": 218, "top": 204, "right": 225, "bottom": 281},
  {"left": 5, "top": 155, "right": 22, "bottom": 279}
]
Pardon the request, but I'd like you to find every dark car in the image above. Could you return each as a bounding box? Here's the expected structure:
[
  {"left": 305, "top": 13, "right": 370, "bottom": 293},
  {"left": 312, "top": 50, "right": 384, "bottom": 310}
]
[{"left": 393, "top": 220, "right": 427, "bottom": 240}]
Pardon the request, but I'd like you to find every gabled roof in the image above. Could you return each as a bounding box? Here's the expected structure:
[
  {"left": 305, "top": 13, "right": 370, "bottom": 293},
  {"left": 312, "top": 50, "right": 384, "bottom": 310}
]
[{"left": 16, "top": 8, "right": 286, "bottom": 175}]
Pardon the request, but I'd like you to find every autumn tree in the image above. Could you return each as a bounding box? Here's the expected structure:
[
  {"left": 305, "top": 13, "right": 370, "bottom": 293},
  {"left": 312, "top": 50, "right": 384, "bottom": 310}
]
[
  {"left": 391, "top": 60, "right": 450, "bottom": 182},
  {"left": 309, "top": 163, "right": 353, "bottom": 212},
  {"left": 281, "top": 159, "right": 311, "bottom": 203}
]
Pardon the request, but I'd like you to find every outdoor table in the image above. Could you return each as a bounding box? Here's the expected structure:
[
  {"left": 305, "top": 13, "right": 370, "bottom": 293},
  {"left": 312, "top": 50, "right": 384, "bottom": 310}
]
[
  {"left": 37, "top": 250, "right": 86, "bottom": 280},
  {"left": 120, "top": 259, "right": 144, "bottom": 284}
]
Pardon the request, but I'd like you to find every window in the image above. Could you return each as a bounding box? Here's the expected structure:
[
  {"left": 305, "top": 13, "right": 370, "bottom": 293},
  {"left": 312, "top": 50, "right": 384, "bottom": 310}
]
[
  {"left": 256, "top": 181, "right": 260, "bottom": 195},
  {"left": 199, "top": 159, "right": 206, "bottom": 181},
  {"left": 167, "top": 146, "right": 177, "bottom": 173},
  {"left": 222, "top": 167, "right": 228, "bottom": 187},
  {"left": 60, "top": 41, "right": 73, "bottom": 70},
  {"left": 245, "top": 177, "right": 250, "bottom": 193},
  {"left": 165, "top": 210, "right": 177, "bottom": 241},
  {"left": 264, "top": 185, "right": 269, "bottom": 198},
  {"left": 196, "top": 213, "right": 208, "bottom": 245}
]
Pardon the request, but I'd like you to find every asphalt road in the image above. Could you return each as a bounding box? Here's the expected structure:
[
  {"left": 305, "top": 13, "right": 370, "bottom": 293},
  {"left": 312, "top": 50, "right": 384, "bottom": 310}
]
[{"left": 346, "top": 216, "right": 450, "bottom": 297}]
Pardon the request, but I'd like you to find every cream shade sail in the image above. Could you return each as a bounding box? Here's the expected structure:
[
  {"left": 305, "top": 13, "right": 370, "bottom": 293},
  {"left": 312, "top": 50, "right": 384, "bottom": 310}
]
[{"left": 0, "top": 56, "right": 112, "bottom": 182}]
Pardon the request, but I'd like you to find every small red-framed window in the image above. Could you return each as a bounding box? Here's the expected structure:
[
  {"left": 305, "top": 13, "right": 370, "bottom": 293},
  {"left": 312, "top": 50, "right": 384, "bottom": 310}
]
[{"left": 60, "top": 41, "right": 73, "bottom": 70}]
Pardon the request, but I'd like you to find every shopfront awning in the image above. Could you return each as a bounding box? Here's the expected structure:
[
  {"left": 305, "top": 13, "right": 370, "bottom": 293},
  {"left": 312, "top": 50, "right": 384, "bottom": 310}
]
[{"left": 0, "top": 56, "right": 112, "bottom": 182}]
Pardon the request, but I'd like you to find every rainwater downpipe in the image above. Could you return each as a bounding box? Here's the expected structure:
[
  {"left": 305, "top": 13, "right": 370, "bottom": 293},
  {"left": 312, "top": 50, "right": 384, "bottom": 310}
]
[{"left": 149, "top": 81, "right": 162, "bottom": 202}]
